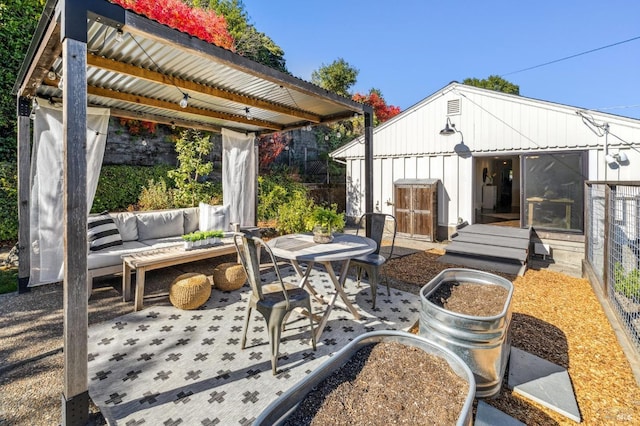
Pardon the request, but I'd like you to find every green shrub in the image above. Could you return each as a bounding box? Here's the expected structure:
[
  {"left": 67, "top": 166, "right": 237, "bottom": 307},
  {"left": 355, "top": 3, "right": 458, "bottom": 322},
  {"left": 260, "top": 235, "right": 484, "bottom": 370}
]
[
  {"left": 138, "top": 179, "right": 174, "bottom": 210},
  {"left": 613, "top": 262, "right": 640, "bottom": 300},
  {"left": 92, "top": 164, "right": 172, "bottom": 212},
  {"left": 258, "top": 173, "right": 307, "bottom": 221},
  {"left": 0, "top": 267, "right": 18, "bottom": 294},
  {"left": 0, "top": 162, "right": 18, "bottom": 241},
  {"left": 276, "top": 190, "right": 316, "bottom": 234},
  {"left": 168, "top": 129, "right": 214, "bottom": 207}
]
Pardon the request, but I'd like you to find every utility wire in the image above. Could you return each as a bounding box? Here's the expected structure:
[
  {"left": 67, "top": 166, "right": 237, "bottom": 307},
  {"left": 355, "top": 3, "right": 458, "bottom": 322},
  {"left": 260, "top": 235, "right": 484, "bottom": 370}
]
[{"left": 501, "top": 35, "right": 640, "bottom": 77}]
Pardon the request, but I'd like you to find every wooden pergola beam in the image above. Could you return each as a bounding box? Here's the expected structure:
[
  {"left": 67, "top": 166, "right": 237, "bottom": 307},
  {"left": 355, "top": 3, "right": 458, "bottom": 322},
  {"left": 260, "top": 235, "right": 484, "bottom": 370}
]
[
  {"left": 108, "top": 107, "right": 223, "bottom": 133},
  {"left": 87, "top": 54, "right": 322, "bottom": 123},
  {"left": 87, "top": 85, "right": 284, "bottom": 130}
]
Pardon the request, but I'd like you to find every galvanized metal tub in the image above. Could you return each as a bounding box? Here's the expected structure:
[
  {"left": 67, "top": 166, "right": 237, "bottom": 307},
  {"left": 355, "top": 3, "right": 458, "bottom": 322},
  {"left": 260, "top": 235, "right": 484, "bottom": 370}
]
[
  {"left": 255, "top": 330, "right": 476, "bottom": 426},
  {"left": 419, "top": 268, "right": 514, "bottom": 398}
]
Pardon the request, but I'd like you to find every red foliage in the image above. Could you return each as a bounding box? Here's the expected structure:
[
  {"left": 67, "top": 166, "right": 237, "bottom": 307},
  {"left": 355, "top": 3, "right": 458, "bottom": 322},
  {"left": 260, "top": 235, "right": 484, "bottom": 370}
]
[
  {"left": 352, "top": 91, "right": 401, "bottom": 123},
  {"left": 258, "top": 132, "right": 289, "bottom": 170},
  {"left": 119, "top": 118, "right": 156, "bottom": 136},
  {"left": 110, "top": 0, "right": 234, "bottom": 50}
]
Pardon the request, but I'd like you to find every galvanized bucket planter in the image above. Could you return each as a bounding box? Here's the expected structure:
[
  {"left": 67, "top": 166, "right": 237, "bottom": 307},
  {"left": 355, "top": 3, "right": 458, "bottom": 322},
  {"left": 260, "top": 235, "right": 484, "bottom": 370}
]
[
  {"left": 419, "top": 268, "right": 514, "bottom": 398},
  {"left": 255, "top": 330, "right": 476, "bottom": 426}
]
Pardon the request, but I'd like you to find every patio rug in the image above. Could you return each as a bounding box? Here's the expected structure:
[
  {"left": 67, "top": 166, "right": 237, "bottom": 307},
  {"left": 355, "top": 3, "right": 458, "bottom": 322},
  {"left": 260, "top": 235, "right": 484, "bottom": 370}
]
[{"left": 87, "top": 264, "right": 420, "bottom": 425}]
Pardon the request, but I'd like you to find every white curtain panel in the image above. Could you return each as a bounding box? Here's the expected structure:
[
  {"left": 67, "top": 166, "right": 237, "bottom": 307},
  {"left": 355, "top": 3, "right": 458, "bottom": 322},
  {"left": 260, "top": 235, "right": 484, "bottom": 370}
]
[
  {"left": 222, "top": 128, "right": 256, "bottom": 227},
  {"left": 29, "top": 99, "right": 110, "bottom": 286}
]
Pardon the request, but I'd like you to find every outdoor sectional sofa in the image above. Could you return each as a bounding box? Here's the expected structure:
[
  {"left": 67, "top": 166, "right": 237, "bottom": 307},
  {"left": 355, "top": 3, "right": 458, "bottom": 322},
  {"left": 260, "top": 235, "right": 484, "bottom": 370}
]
[{"left": 87, "top": 204, "right": 231, "bottom": 288}]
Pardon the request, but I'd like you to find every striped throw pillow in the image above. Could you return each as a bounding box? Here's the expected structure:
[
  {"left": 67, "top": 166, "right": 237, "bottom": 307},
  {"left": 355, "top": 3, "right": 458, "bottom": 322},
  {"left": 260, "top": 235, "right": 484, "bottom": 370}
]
[{"left": 88, "top": 214, "right": 123, "bottom": 251}]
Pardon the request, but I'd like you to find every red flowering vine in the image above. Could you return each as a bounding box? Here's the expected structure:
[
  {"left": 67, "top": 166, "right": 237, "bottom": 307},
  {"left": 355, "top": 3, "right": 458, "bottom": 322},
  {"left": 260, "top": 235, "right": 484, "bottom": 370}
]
[
  {"left": 110, "top": 0, "right": 234, "bottom": 50},
  {"left": 352, "top": 90, "right": 401, "bottom": 123}
]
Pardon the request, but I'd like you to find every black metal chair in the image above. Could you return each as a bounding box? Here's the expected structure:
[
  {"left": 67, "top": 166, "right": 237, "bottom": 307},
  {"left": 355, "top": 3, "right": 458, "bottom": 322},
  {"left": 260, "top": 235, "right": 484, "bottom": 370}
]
[
  {"left": 352, "top": 213, "right": 397, "bottom": 309},
  {"left": 233, "top": 232, "right": 316, "bottom": 374}
]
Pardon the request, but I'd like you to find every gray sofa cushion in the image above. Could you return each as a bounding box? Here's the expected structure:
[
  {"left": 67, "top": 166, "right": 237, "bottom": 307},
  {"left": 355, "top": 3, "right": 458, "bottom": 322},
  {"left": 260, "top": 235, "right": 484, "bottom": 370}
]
[
  {"left": 136, "top": 210, "right": 184, "bottom": 240},
  {"left": 141, "top": 236, "right": 184, "bottom": 249},
  {"left": 111, "top": 212, "right": 138, "bottom": 241},
  {"left": 183, "top": 207, "right": 200, "bottom": 234},
  {"left": 87, "top": 240, "right": 150, "bottom": 270}
]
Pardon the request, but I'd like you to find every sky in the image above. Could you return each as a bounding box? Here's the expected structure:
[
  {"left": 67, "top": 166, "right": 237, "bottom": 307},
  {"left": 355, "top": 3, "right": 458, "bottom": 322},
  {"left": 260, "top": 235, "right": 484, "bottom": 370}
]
[{"left": 241, "top": 0, "right": 640, "bottom": 119}]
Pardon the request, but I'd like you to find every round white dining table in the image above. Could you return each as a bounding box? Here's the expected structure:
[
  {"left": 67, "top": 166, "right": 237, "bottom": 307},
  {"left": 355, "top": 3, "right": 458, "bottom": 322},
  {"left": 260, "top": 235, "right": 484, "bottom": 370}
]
[{"left": 267, "top": 233, "right": 376, "bottom": 340}]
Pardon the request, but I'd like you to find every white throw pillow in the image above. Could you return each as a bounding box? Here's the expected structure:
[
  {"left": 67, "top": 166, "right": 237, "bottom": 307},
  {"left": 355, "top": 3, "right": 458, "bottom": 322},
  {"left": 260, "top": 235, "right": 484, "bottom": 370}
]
[{"left": 199, "top": 203, "right": 230, "bottom": 231}]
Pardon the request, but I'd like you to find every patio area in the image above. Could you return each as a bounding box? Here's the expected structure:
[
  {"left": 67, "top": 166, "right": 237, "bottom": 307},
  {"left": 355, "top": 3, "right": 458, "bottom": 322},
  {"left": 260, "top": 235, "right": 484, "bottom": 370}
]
[
  {"left": 87, "top": 264, "right": 419, "bottom": 425},
  {"left": 2, "top": 236, "right": 640, "bottom": 425}
]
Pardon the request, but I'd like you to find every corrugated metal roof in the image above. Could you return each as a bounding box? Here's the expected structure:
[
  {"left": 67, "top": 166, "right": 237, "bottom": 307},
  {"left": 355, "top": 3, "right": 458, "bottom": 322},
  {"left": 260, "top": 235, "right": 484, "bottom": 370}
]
[{"left": 15, "top": 1, "right": 367, "bottom": 134}]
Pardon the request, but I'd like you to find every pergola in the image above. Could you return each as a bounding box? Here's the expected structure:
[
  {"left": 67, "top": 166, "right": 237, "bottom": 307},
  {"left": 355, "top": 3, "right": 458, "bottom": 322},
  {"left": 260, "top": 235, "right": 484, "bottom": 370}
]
[{"left": 12, "top": 1, "right": 373, "bottom": 423}]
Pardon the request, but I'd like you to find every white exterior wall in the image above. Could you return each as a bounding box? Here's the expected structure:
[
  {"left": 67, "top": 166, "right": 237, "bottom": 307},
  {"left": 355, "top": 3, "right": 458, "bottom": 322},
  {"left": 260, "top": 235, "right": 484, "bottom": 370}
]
[{"left": 334, "top": 83, "right": 640, "bottom": 235}]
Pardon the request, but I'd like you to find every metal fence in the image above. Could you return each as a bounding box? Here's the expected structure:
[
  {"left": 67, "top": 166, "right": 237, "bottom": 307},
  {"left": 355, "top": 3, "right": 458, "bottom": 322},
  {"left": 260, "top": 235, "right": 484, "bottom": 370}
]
[{"left": 585, "top": 182, "right": 640, "bottom": 353}]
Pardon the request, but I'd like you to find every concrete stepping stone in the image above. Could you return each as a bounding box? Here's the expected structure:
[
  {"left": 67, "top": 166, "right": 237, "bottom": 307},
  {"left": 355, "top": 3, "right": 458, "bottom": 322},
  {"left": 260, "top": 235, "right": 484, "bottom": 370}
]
[
  {"left": 475, "top": 400, "right": 525, "bottom": 425},
  {"left": 508, "top": 347, "right": 581, "bottom": 422}
]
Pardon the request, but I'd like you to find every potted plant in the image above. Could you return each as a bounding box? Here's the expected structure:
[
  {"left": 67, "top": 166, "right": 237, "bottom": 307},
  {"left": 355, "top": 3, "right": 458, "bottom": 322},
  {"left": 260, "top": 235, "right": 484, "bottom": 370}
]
[
  {"left": 307, "top": 205, "right": 345, "bottom": 244},
  {"left": 182, "top": 230, "right": 224, "bottom": 249}
]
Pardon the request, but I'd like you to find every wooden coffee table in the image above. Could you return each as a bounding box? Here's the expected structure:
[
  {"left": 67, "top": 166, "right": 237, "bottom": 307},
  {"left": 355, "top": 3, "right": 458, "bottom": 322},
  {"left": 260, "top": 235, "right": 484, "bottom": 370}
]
[{"left": 122, "top": 242, "right": 237, "bottom": 311}]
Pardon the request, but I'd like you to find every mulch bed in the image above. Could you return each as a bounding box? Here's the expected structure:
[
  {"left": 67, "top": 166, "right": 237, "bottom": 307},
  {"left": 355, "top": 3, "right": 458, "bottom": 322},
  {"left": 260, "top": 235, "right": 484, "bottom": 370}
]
[{"left": 383, "top": 248, "right": 640, "bottom": 425}]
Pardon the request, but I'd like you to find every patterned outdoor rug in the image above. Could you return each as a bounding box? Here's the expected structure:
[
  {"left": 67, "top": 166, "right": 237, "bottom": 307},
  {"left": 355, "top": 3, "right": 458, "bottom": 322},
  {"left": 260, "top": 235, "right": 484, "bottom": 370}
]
[{"left": 87, "top": 264, "right": 420, "bottom": 425}]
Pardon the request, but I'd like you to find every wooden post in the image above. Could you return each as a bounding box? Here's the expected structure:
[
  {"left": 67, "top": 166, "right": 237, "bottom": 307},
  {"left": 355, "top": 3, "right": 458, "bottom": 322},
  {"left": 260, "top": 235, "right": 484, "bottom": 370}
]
[
  {"left": 364, "top": 106, "right": 374, "bottom": 237},
  {"left": 61, "top": 23, "right": 90, "bottom": 426},
  {"left": 16, "top": 97, "right": 31, "bottom": 293}
]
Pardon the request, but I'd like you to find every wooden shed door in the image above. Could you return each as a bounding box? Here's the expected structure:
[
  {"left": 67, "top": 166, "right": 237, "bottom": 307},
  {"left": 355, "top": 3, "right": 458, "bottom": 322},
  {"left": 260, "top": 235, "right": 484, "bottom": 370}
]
[
  {"left": 394, "top": 184, "right": 436, "bottom": 240},
  {"left": 395, "top": 185, "right": 412, "bottom": 234}
]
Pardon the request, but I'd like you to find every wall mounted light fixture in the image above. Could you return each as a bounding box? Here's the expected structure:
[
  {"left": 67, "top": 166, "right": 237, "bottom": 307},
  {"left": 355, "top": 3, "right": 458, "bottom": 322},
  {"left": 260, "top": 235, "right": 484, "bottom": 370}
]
[
  {"left": 439, "top": 117, "right": 457, "bottom": 135},
  {"left": 605, "top": 151, "right": 628, "bottom": 166}
]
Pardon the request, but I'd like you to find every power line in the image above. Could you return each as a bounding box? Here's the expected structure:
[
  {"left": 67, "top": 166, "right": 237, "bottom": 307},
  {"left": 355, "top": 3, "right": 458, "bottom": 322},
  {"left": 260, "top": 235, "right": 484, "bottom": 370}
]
[{"left": 501, "top": 35, "right": 640, "bottom": 77}]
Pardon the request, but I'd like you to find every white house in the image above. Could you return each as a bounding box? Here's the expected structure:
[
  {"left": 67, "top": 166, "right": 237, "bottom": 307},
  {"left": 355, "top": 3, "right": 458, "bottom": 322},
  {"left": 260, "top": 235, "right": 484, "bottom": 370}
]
[{"left": 330, "top": 82, "right": 640, "bottom": 262}]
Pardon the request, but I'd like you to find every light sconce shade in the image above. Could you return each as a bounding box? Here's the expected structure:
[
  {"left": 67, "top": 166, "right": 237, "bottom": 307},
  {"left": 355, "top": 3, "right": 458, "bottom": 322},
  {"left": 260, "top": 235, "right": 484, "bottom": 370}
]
[
  {"left": 179, "top": 93, "right": 189, "bottom": 108},
  {"left": 606, "top": 151, "right": 629, "bottom": 166},
  {"left": 605, "top": 154, "right": 617, "bottom": 165},
  {"left": 440, "top": 117, "right": 456, "bottom": 135}
]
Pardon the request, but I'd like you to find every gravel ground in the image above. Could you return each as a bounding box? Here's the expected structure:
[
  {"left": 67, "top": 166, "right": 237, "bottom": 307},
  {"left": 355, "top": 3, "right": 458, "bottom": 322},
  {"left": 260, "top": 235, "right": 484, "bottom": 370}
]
[{"left": 1, "top": 245, "right": 640, "bottom": 425}]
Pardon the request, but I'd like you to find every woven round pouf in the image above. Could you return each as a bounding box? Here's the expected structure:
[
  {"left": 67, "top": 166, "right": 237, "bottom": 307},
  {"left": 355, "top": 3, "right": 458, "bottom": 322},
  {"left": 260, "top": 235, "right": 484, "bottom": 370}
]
[
  {"left": 169, "top": 272, "right": 211, "bottom": 310},
  {"left": 212, "top": 262, "right": 246, "bottom": 291}
]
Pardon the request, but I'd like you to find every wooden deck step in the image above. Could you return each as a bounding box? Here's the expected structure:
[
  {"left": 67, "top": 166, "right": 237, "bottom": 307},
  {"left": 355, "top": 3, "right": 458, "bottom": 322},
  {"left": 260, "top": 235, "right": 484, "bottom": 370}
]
[
  {"left": 441, "top": 224, "right": 532, "bottom": 276},
  {"left": 445, "top": 241, "right": 528, "bottom": 262},
  {"left": 451, "top": 233, "right": 529, "bottom": 250},
  {"left": 439, "top": 253, "right": 526, "bottom": 276}
]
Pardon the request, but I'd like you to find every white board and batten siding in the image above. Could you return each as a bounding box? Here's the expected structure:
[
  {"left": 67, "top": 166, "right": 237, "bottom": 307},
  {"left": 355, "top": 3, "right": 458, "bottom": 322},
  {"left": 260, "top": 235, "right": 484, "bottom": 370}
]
[{"left": 331, "top": 82, "right": 640, "bottom": 237}]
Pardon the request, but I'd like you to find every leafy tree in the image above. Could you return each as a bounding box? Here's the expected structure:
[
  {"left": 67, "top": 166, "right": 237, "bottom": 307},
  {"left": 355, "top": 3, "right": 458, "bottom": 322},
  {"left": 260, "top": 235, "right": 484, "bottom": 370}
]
[
  {"left": 112, "top": 0, "right": 234, "bottom": 49},
  {"left": 168, "top": 129, "right": 214, "bottom": 207},
  {"left": 0, "top": 0, "right": 44, "bottom": 162},
  {"left": 311, "top": 58, "right": 358, "bottom": 98},
  {"left": 189, "top": 0, "right": 287, "bottom": 72},
  {"left": 463, "top": 75, "right": 520, "bottom": 95},
  {"left": 352, "top": 88, "right": 401, "bottom": 124}
]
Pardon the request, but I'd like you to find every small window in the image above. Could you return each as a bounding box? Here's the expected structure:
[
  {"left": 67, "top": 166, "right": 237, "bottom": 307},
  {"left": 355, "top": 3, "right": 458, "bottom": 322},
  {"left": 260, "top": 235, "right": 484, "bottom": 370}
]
[{"left": 447, "top": 99, "right": 461, "bottom": 115}]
